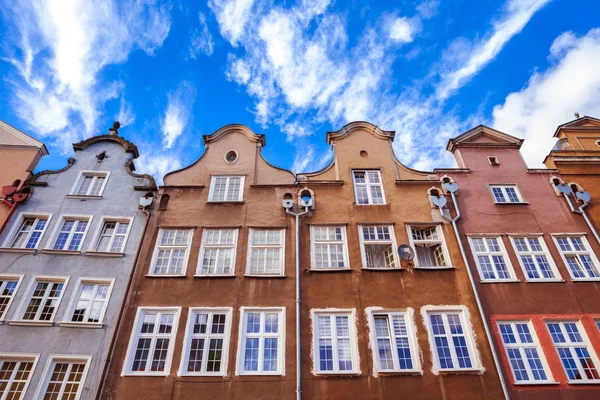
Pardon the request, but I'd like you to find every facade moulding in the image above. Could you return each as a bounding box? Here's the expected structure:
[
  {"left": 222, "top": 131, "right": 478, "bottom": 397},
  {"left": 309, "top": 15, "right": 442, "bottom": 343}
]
[
  {"left": 125, "top": 160, "right": 157, "bottom": 191},
  {"left": 24, "top": 157, "right": 76, "bottom": 186},
  {"left": 72, "top": 134, "right": 140, "bottom": 158}
]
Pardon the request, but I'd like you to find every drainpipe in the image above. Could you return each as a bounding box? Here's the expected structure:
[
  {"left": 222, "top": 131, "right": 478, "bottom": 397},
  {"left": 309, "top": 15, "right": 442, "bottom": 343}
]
[
  {"left": 559, "top": 187, "right": 600, "bottom": 246},
  {"left": 437, "top": 185, "right": 510, "bottom": 400},
  {"left": 286, "top": 206, "right": 310, "bottom": 400},
  {"left": 95, "top": 207, "right": 152, "bottom": 400}
]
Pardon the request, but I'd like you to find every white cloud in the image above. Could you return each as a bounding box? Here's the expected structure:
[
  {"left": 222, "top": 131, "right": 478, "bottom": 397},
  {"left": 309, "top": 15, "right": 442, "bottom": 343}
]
[
  {"left": 389, "top": 17, "right": 415, "bottom": 43},
  {"left": 161, "top": 81, "right": 196, "bottom": 149},
  {"left": 117, "top": 97, "right": 136, "bottom": 127},
  {"left": 416, "top": 0, "right": 440, "bottom": 19},
  {"left": 208, "top": 0, "right": 255, "bottom": 47},
  {"left": 189, "top": 12, "right": 214, "bottom": 58},
  {"left": 1, "top": 0, "right": 171, "bottom": 152},
  {"left": 136, "top": 152, "right": 182, "bottom": 185},
  {"left": 435, "top": 0, "right": 551, "bottom": 100},
  {"left": 492, "top": 28, "right": 600, "bottom": 167}
]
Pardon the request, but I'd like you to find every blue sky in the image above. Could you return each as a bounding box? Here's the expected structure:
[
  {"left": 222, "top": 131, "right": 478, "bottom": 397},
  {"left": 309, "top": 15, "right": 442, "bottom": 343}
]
[{"left": 1, "top": 0, "right": 599, "bottom": 182}]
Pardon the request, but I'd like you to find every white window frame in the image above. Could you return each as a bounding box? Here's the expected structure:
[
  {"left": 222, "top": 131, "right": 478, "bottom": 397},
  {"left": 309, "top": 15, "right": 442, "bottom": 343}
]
[
  {"left": 148, "top": 229, "right": 194, "bottom": 277},
  {"left": 0, "top": 274, "right": 24, "bottom": 322},
  {"left": 352, "top": 170, "right": 386, "bottom": 205},
  {"left": 60, "top": 278, "right": 114, "bottom": 328},
  {"left": 358, "top": 225, "right": 400, "bottom": 270},
  {"left": 196, "top": 228, "right": 239, "bottom": 277},
  {"left": 422, "top": 305, "right": 482, "bottom": 373},
  {"left": 311, "top": 308, "right": 360, "bottom": 375},
  {"left": 245, "top": 228, "right": 286, "bottom": 276},
  {"left": 468, "top": 236, "right": 518, "bottom": 282},
  {"left": 509, "top": 235, "right": 562, "bottom": 282},
  {"left": 179, "top": 307, "right": 233, "bottom": 376},
  {"left": 87, "top": 216, "right": 134, "bottom": 254},
  {"left": 407, "top": 224, "right": 453, "bottom": 269},
  {"left": 11, "top": 276, "right": 69, "bottom": 326},
  {"left": 122, "top": 307, "right": 181, "bottom": 376},
  {"left": 310, "top": 225, "right": 350, "bottom": 270},
  {"left": 552, "top": 234, "right": 600, "bottom": 281},
  {"left": 0, "top": 353, "right": 39, "bottom": 400},
  {"left": 489, "top": 184, "right": 525, "bottom": 204},
  {"left": 208, "top": 175, "right": 245, "bottom": 202},
  {"left": 366, "top": 308, "right": 421, "bottom": 375},
  {"left": 45, "top": 214, "right": 93, "bottom": 252},
  {"left": 496, "top": 320, "right": 555, "bottom": 385},
  {"left": 69, "top": 170, "right": 110, "bottom": 197},
  {"left": 2, "top": 212, "right": 53, "bottom": 250},
  {"left": 34, "top": 355, "right": 91, "bottom": 400},
  {"left": 236, "top": 307, "right": 286, "bottom": 376},
  {"left": 546, "top": 320, "right": 600, "bottom": 383}
]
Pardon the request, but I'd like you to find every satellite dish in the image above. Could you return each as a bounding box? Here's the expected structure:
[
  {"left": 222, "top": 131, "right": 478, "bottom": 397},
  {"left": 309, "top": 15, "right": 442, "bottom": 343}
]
[
  {"left": 443, "top": 182, "right": 459, "bottom": 193},
  {"left": 556, "top": 183, "right": 572, "bottom": 195},
  {"left": 139, "top": 196, "right": 153, "bottom": 208},
  {"left": 576, "top": 191, "right": 591, "bottom": 203},
  {"left": 431, "top": 195, "right": 447, "bottom": 208},
  {"left": 398, "top": 244, "right": 415, "bottom": 261}
]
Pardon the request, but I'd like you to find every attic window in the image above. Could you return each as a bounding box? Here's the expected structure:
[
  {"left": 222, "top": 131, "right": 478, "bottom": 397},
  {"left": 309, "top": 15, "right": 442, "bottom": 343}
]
[
  {"left": 488, "top": 156, "right": 500, "bottom": 165},
  {"left": 225, "top": 150, "right": 238, "bottom": 163}
]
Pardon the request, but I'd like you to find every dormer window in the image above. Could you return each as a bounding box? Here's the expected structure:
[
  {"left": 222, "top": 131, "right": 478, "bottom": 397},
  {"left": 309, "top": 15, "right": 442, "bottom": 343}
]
[
  {"left": 70, "top": 171, "right": 110, "bottom": 197},
  {"left": 352, "top": 170, "right": 385, "bottom": 205},
  {"left": 489, "top": 185, "right": 525, "bottom": 204},
  {"left": 209, "top": 176, "right": 244, "bottom": 202}
]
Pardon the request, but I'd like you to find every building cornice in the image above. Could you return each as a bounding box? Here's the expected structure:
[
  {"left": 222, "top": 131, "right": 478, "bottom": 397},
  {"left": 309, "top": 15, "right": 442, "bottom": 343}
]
[
  {"left": 203, "top": 124, "right": 266, "bottom": 146},
  {"left": 446, "top": 125, "right": 523, "bottom": 153},
  {"left": 326, "top": 121, "right": 395, "bottom": 144},
  {"left": 25, "top": 158, "right": 76, "bottom": 186},
  {"left": 72, "top": 135, "right": 140, "bottom": 158}
]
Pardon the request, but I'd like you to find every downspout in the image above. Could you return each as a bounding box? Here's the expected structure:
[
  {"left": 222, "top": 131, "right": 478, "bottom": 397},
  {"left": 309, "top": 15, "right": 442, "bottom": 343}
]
[
  {"left": 286, "top": 206, "right": 309, "bottom": 400},
  {"left": 95, "top": 207, "right": 152, "bottom": 400},
  {"left": 578, "top": 204, "right": 600, "bottom": 246},
  {"left": 437, "top": 186, "right": 510, "bottom": 400}
]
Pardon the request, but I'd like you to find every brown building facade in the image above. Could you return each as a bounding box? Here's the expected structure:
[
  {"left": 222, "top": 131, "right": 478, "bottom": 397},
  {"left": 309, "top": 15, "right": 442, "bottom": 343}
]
[{"left": 101, "top": 122, "right": 505, "bottom": 400}]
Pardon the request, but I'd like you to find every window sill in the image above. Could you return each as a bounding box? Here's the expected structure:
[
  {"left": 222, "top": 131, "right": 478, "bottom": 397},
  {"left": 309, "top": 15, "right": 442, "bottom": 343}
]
[
  {"left": 8, "top": 320, "right": 53, "bottom": 327},
  {"left": 571, "top": 278, "right": 600, "bottom": 282},
  {"left": 237, "top": 372, "right": 284, "bottom": 376},
  {"left": 512, "top": 381, "right": 560, "bottom": 386},
  {"left": 193, "top": 274, "right": 236, "bottom": 278},
  {"left": 414, "top": 266, "right": 456, "bottom": 270},
  {"left": 58, "top": 322, "right": 104, "bottom": 329},
  {"left": 122, "top": 372, "right": 170, "bottom": 377},
  {"left": 206, "top": 201, "right": 244, "bottom": 204},
  {"left": 84, "top": 251, "right": 125, "bottom": 258},
  {"left": 145, "top": 274, "right": 187, "bottom": 278},
  {"left": 0, "top": 247, "right": 37, "bottom": 254},
  {"left": 524, "top": 279, "right": 565, "bottom": 283},
  {"left": 66, "top": 194, "right": 103, "bottom": 200},
  {"left": 361, "top": 267, "right": 403, "bottom": 271},
  {"left": 353, "top": 203, "right": 390, "bottom": 206},
  {"left": 493, "top": 202, "right": 529, "bottom": 205},
  {"left": 376, "top": 370, "right": 423, "bottom": 376},
  {"left": 178, "top": 372, "right": 226, "bottom": 377},
  {"left": 567, "top": 380, "right": 600, "bottom": 385},
  {"left": 479, "top": 279, "right": 520, "bottom": 283},
  {"left": 41, "top": 249, "right": 81, "bottom": 255},
  {"left": 438, "top": 368, "right": 484, "bottom": 375},
  {"left": 243, "top": 274, "right": 286, "bottom": 278},
  {"left": 313, "top": 372, "right": 361, "bottom": 378},
  {"left": 309, "top": 268, "right": 353, "bottom": 273}
]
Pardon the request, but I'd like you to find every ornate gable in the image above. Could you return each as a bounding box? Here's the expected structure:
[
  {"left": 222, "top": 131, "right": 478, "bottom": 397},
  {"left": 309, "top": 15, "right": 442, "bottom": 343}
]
[{"left": 446, "top": 125, "right": 523, "bottom": 153}]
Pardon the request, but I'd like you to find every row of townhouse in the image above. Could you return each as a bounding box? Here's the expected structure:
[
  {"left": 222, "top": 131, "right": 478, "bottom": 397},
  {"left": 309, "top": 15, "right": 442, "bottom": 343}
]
[{"left": 1, "top": 116, "right": 600, "bottom": 399}]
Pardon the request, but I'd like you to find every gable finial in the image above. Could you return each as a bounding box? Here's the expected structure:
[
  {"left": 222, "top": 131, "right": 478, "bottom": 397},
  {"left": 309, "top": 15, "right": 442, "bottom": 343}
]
[{"left": 574, "top": 112, "right": 580, "bottom": 119}]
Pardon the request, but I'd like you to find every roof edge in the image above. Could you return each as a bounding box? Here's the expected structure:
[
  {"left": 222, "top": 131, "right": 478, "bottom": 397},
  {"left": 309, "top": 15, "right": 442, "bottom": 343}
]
[
  {"left": 326, "top": 121, "right": 395, "bottom": 144},
  {"left": 203, "top": 124, "right": 266, "bottom": 146},
  {"left": 72, "top": 135, "right": 140, "bottom": 158},
  {"left": 447, "top": 124, "right": 524, "bottom": 153}
]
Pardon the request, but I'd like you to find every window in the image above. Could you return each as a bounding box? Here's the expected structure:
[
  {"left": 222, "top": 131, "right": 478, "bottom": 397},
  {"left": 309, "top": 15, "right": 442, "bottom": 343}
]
[
  {"left": 149, "top": 229, "right": 193, "bottom": 276},
  {"left": 246, "top": 229, "right": 285, "bottom": 276},
  {"left": 553, "top": 235, "right": 600, "bottom": 280},
  {"left": 407, "top": 225, "right": 451, "bottom": 269},
  {"left": 197, "top": 229, "right": 238, "bottom": 276},
  {"left": 310, "top": 226, "right": 350, "bottom": 270},
  {"left": 497, "top": 321, "right": 552, "bottom": 384},
  {"left": 312, "top": 310, "right": 359, "bottom": 374},
  {"left": 488, "top": 156, "right": 500, "bottom": 165},
  {"left": 36, "top": 356, "right": 90, "bottom": 400},
  {"left": 71, "top": 171, "right": 109, "bottom": 196},
  {"left": 7, "top": 214, "right": 51, "bottom": 249},
  {"left": 208, "top": 176, "right": 244, "bottom": 202},
  {"left": 368, "top": 310, "right": 420, "bottom": 373},
  {"left": 237, "top": 308, "right": 285, "bottom": 375},
  {"left": 63, "top": 279, "right": 113, "bottom": 326},
  {"left": 510, "top": 236, "right": 561, "bottom": 281},
  {"left": 180, "top": 308, "right": 232, "bottom": 376},
  {"left": 546, "top": 321, "right": 600, "bottom": 382},
  {"left": 424, "top": 308, "right": 479, "bottom": 372},
  {"left": 468, "top": 236, "right": 517, "bottom": 282},
  {"left": 124, "top": 307, "right": 181, "bottom": 375},
  {"left": 352, "top": 170, "right": 385, "bottom": 205},
  {"left": 358, "top": 225, "right": 399, "bottom": 269},
  {"left": 49, "top": 216, "right": 92, "bottom": 251},
  {"left": 91, "top": 218, "right": 132, "bottom": 253},
  {"left": 15, "top": 277, "right": 68, "bottom": 324},
  {"left": 0, "top": 276, "right": 22, "bottom": 321},
  {"left": 490, "top": 185, "right": 524, "bottom": 203},
  {"left": 0, "top": 354, "right": 38, "bottom": 400}
]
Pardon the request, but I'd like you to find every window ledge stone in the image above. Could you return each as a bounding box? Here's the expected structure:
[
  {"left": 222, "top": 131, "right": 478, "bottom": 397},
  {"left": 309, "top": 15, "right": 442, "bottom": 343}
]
[
  {"left": 0, "top": 248, "right": 37, "bottom": 254},
  {"left": 309, "top": 268, "right": 353, "bottom": 273},
  {"left": 376, "top": 370, "right": 423, "bottom": 377},
  {"left": 41, "top": 249, "right": 81, "bottom": 255},
  {"left": 479, "top": 279, "right": 520, "bottom": 284},
  {"left": 512, "top": 381, "right": 560, "bottom": 386},
  {"left": 438, "top": 368, "right": 484, "bottom": 375},
  {"left": 8, "top": 320, "right": 53, "bottom": 327},
  {"left": 66, "top": 195, "right": 102, "bottom": 200},
  {"left": 493, "top": 202, "right": 529, "bottom": 205},
  {"left": 193, "top": 274, "right": 236, "bottom": 279},
  {"left": 145, "top": 274, "right": 187, "bottom": 278},
  {"left": 58, "top": 322, "right": 104, "bottom": 329},
  {"left": 414, "top": 266, "right": 456, "bottom": 270},
  {"left": 206, "top": 201, "right": 245, "bottom": 205},
  {"left": 84, "top": 251, "right": 125, "bottom": 258},
  {"left": 243, "top": 274, "right": 286, "bottom": 278},
  {"left": 361, "top": 267, "right": 403, "bottom": 272}
]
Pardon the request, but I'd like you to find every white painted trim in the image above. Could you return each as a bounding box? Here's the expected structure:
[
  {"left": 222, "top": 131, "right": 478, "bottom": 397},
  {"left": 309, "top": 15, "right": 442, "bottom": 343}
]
[
  {"left": 12, "top": 275, "right": 70, "bottom": 324},
  {"left": 351, "top": 170, "right": 386, "bottom": 205},
  {"left": 467, "top": 236, "right": 519, "bottom": 282},
  {"left": 421, "top": 305, "right": 484, "bottom": 375},
  {"left": 208, "top": 175, "right": 245, "bottom": 202},
  {"left": 44, "top": 214, "right": 94, "bottom": 251},
  {"left": 551, "top": 234, "right": 600, "bottom": 281},
  {"left": 61, "top": 277, "right": 115, "bottom": 325},
  {"left": 508, "top": 235, "right": 563, "bottom": 282},
  {"left": 122, "top": 307, "right": 181, "bottom": 376},
  {"left": 69, "top": 170, "right": 111, "bottom": 197},
  {"left": 235, "top": 307, "right": 286, "bottom": 376},
  {"left": 147, "top": 228, "right": 194, "bottom": 277},
  {"left": 178, "top": 307, "right": 233, "bottom": 376},
  {"left": 310, "top": 308, "right": 361, "bottom": 375},
  {"left": 0, "top": 274, "right": 24, "bottom": 322},
  {"left": 0, "top": 352, "right": 40, "bottom": 400},
  {"left": 406, "top": 224, "right": 453, "bottom": 269},
  {"left": 87, "top": 216, "right": 134, "bottom": 253},
  {"left": 33, "top": 354, "right": 92, "bottom": 400},
  {"left": 357, "top": 224, "right": 400, "bottom": 270},
  {"left": 309, "top": 225, "right": 351, "bottom": 270},
  {"left": 195, "top": 228, "right": 239, "bottom": 277},
  {"left": 2, "top": 212, "right": 53, "bottom": 249},
  {"left": 245, "top": 228, "right": 286, "bottom": 276}
]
